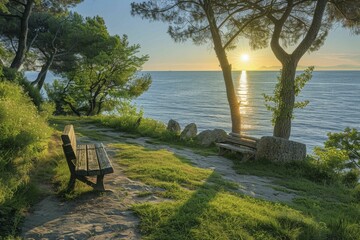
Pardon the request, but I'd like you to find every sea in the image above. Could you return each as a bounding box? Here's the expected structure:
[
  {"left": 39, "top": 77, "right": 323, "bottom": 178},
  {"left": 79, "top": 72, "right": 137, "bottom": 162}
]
[
  {"left": 134, "top": 71, "right": 360, "bottom": 151},
  {"left": 29, "top": 70, "right": 360, "bottom": 152}
]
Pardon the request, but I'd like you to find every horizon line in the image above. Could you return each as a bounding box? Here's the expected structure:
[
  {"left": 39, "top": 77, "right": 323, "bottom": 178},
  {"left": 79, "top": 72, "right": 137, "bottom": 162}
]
[{"left": 141, "top": 69, "right": 360, "bottom": 72}]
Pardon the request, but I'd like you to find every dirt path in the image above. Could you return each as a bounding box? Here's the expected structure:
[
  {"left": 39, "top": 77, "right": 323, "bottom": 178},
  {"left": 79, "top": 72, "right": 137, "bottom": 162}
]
[{"left": 21, "top": 125, "right": 296, "bottom": 239}]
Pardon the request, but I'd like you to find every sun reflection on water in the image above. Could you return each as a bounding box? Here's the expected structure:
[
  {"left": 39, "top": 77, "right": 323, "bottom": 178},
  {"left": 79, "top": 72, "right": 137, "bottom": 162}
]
[
  {"left": 236, "top": 70, "right": 248, "bottom": 113},
  {"left": 235, "top": 70, "right": 253, "bottom": 130}
]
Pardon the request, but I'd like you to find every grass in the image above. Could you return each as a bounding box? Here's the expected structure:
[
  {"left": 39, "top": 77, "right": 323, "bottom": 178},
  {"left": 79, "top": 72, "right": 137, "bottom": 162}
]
[
  {"left": 0, "top": 134, "right": 57, "bottom": 238},
  {"left": 49, "top": 115, "right": 218, "bottom": 156},
  {"left": 111, "top": 143, "right": 331, "bottom": 240},
  {"left": 232, "top": 159, "right": 360, "bottom": 239}
]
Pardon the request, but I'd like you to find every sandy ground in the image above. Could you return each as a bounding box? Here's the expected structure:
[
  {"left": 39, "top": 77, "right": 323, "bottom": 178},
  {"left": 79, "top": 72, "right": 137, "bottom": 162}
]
[{"left": 21, "top": 125, "right": 296, "bottom": 239}]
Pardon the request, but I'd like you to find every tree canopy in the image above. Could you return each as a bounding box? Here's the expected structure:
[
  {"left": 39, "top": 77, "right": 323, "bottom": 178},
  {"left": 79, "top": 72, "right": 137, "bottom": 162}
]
[
  {"left": 46, "top": 35, "right": 151, "bottom": 116},
  {"left": 0, "top": 0, "right": 83, "bottom": 70}
]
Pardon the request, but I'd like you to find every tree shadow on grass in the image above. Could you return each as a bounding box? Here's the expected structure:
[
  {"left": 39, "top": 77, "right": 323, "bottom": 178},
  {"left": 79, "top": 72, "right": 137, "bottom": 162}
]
[{"left": 145, "top": 171, "right": 222, "bottom": 240}]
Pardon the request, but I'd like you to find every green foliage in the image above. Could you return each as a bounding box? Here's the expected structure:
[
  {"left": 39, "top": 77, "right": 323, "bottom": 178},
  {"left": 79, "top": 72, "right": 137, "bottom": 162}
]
[
  {"left": 39, "top": 101, "right": 55, "bottom": 119},
  {"left": 263, "top": 66, "right": 313, "bottom": 125},
  {"left": 327, "top": 219, "right": 360, "bottom": 240},
  {"left": 46, "top": 34, "right": 151, "bottom": 116},
  {"left": 342, "top": 169, "right": 360, "bottom": 188},
  {"left": 0, "top": 0, "right": 8, "bottom": 13},
  {"left": 308, "top": 128, "right": 360, "bottom": 186},
  {"left": 2, "top": 67, "right": 43, "bottom": 106},
  {"left": 0, "top": 81, "right": 50, "bottom": 155},
  {"left": 0, "top": 80, "right": 51, "bottom": 200},
  {"left": 325, "top": 127, "right": 360, "bottom": 169},
  {"left": 0, "top": 80, "right": 52, "bottom": 238},
  {"left": 312, "top": 147, "right": 348, "bottom": 174},
  {"left": 353, "top": 185, "right": 360, "bottom": 202}
]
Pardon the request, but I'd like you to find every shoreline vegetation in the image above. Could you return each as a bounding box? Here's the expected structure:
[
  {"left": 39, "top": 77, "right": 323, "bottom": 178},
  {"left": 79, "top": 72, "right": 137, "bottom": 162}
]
[{"left": 1, "top": 106, "right": 359, "bottom": 238}]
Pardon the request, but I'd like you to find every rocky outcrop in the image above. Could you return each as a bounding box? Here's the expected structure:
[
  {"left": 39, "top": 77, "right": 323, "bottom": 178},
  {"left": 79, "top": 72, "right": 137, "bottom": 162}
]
[
  {"left": 196, "top": 129, "right": 227, "bottom": 147},
  {"left": 167, "top": 119, "right": 181, "bottom": 133},
  {"left": 180, "top": 123, "right": 197, "bottom": 140},
  {"left": 255, "top": 136, "right": 306, "bottom": 162}
]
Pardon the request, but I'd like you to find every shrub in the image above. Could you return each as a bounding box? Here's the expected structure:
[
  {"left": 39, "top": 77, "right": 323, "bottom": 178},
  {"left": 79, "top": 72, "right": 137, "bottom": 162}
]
[
  {"left": 342, "top": 169, "right": 360, "bottom": 188},
  {"left": 0, "top": 80, "right": 52, "bottom": 238},
  {"left": 352, "top": 185, "right": 360, "bottom": 202},
  {"left": 0, "top": 81, "right": 51, "bottom": 156},
  {"left": 325, "top": 128, "right": 360, "bottom": 170},
  {"left": 0, "top": 81, "right": 51, "bottom": 201},
  {"left": 1, "top": 67, "right": 43, "bottom": 107}
]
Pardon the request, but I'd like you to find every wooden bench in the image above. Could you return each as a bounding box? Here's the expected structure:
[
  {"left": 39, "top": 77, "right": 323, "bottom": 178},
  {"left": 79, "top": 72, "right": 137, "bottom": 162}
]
[
  {"left": 61, "top": 125, "right": 114, "bottom": 191},
  {"left": 216, "top": 132, "right": 260, "bottom": 160}
]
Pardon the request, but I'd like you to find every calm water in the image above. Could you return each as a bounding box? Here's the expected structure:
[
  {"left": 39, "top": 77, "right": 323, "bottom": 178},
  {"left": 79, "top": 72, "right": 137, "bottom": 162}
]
[{"left": 135, "top": 71, "right": 360, "bottom": 151}]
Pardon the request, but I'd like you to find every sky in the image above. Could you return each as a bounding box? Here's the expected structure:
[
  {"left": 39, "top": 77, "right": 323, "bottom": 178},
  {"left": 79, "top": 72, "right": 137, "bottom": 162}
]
[{"left": 74, "top": 0, "right": 360, "bottom": 71}]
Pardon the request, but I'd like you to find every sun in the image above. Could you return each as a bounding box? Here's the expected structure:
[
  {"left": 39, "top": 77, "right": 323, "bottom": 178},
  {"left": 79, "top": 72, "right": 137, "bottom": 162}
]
[{"left": 241, "top": 54, "right": 250, "bottom": 62}]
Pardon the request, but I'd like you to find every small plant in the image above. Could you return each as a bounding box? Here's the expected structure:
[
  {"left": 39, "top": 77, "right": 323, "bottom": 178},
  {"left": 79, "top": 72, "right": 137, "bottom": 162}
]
[
  {"left": 310, "top": 128, "right": 360, "bottom": 186},
  {"left": 325, "top": 127, "right": 360, "bottom": 169},
  {"left": 312, "top": 147, "right": 348, "bottom": 174}
]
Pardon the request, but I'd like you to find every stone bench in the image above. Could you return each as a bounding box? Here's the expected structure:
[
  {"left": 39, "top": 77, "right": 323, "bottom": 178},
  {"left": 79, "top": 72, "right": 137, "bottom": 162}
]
[{"left": 61, "top": 125, "right": 114, "bottom": 191}]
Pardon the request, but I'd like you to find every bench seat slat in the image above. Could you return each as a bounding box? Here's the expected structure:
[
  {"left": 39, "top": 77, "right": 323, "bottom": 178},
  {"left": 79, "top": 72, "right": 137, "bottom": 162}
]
[
  {"left": 87, "top": 144, "right": 101, "bottom": 176},
  {"left": 76, "top": 145, "right": 88, "bottom": 176},
  {"left": 216, "top": 143, "right": 256, "bottom": 154},
  {"left": 226, "top": 136, "right": 257, "bottom": 149},
  {"left": 95, "top": 143, "right": 114, "bottom": 174}
]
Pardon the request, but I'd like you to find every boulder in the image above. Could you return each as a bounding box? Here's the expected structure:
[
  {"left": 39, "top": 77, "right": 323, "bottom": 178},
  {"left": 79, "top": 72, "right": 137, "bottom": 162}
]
[
  {"left": 180, "top": 123, "right": 197, "bottom": 140},
  {"left": 197, "top": 129, "right": 227, "bottom": 147},
  {"left": 167, "top": 119, "right": 181, "bottom": 133},
  {"left": 255, "top": 136, "right": 306, "bottom": 162}
]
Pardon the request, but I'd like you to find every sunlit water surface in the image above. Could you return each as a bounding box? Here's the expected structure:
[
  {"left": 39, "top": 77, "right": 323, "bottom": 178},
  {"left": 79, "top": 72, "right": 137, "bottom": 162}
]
[
  {"left": 29, "top": 70, "right": 359, "bottom": 151},
  {"left": 134, "top": 71, "right": 360, "bottom": 151}
]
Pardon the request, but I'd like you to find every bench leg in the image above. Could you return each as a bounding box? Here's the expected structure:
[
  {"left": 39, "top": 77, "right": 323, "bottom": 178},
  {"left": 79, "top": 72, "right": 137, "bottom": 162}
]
[
  {"left": 67, "top": 174, "right": 76, "bottom": 192},
  {"left": 95, "top": 175, "right": 105, "bottom": 191},
  {"left": 218, "top": 147, "right": 228, "bottom": 156}
]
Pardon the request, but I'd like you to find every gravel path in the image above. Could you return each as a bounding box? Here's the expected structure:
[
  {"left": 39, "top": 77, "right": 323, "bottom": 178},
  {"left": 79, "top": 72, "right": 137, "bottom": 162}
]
[{"left": 21, "top": 125, "right": 296, "bottom": 239}]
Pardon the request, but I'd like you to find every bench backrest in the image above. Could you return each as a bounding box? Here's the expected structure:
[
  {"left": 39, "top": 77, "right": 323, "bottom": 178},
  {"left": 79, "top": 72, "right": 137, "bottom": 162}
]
[
  {"left": 227, "top": 132, "right": 259, "bottom": 149},
  {"left": 61, "top": 125, "right": 77, "bottom": 152},
  {"left": 61, "top": 125, "right": 78, "bottom": 173}
]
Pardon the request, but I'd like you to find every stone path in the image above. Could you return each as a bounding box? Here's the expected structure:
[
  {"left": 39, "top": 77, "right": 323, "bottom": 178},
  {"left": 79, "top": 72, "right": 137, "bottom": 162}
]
[{"left": 21, "top": 124, "right": 297, "bottom": 239}]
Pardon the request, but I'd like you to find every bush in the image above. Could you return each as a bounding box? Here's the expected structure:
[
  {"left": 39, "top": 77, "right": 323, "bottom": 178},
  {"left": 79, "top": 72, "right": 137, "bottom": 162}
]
[
  {"left": 352, "top": 185, "right": 360, "bottom": 202},
  {"left": 0, "top": 81, "right": 50, "bottom": 156},
  {"left": 342, "top": 169, "right": 360, "bottom": 188},
  {"left": 2, "top": 67, "right": 43, "bottom": 107},
  {"left": 0, "top": 81, "right": 51, "bottom": 201},
  {"left": 0, "top": 80, "right": 52, "bottom": 238},
  {"left": 325, "top": 128, "right": 360, "bottom": 170}
]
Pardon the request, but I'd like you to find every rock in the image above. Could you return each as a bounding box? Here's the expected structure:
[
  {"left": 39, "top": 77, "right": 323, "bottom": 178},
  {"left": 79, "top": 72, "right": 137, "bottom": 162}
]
[
  {"left": 255, "top": 136, "right": 306, "bottom": 162},
  {"left": 197, "top": 129, "right": 227, "bottom": 147},
  {"left": 167, "top": 119, "right": 181, "bottom": 133},
  {"left": 180, "top": 123, "right": 197, "bottom": 140}
]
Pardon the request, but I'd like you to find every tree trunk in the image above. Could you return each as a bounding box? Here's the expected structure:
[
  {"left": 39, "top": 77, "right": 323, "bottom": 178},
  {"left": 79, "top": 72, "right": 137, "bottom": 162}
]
[
  {"left": 32, "top": 52, "right": 55, "bottom": 90},
  {"left": 66, "top": 101, "right": 81, "bottom": 117},
  {"left": 10, "top": 0, "right": 34, "bottom": 70},
  {"left": 204, "top": 1, "right": 241, "bottom": 133},
  {"left": 219, "top": 58, "right": 241, "bottom": 134},
  {"left": 271, "top": 0, "right": 328, "bottom": 139},
  {"left": 273, "top": 59, "right": 297, "bottom": 139}
]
